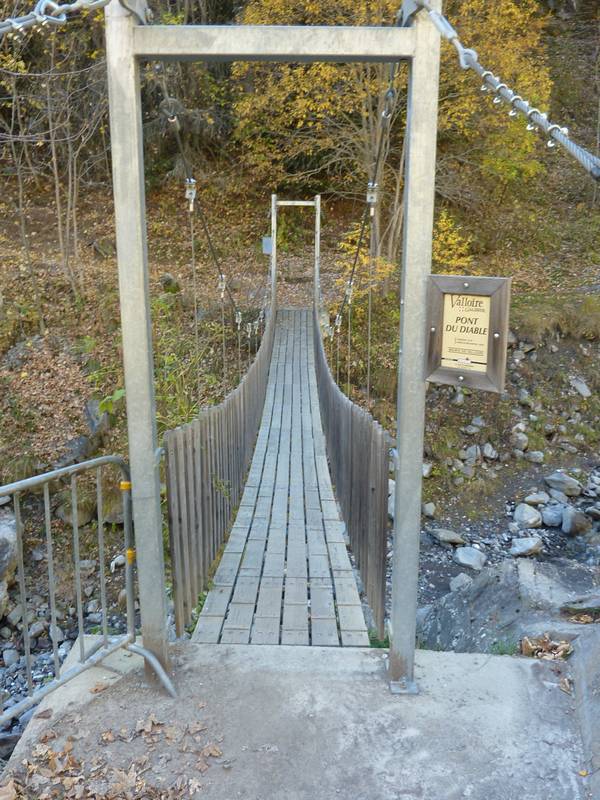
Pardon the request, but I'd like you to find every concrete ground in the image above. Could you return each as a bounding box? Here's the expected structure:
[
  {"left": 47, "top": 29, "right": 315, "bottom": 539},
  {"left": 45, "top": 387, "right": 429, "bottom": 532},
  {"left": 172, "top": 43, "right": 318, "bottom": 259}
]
[{"left": 3, "top": 642, "right": 593, "bottom": 799}]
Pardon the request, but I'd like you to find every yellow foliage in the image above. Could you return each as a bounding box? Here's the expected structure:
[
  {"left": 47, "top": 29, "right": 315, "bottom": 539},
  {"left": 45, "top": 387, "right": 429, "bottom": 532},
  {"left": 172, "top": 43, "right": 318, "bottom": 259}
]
[{"left": 432, "top": 208, "right": 474, "bottom": 274}]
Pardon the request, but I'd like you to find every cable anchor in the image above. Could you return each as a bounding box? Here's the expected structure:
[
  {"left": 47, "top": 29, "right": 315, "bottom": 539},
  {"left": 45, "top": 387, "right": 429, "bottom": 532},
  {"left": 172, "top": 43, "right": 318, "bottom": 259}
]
[{"left": 184, "top": 177, "right": 196, "bottom": 213}]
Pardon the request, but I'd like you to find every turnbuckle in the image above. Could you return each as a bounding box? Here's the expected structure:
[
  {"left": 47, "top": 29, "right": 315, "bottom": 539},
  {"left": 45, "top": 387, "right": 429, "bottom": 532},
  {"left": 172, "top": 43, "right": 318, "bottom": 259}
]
[{"left": 184, "top": 177, "right": 196, "bottom": 213}]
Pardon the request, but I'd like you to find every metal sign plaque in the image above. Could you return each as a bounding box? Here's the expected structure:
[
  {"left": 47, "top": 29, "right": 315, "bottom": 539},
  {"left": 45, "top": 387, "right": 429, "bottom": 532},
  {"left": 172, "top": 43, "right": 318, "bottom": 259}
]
[{"left": 426, "top": 275, "right": 511, "bottom": 393}]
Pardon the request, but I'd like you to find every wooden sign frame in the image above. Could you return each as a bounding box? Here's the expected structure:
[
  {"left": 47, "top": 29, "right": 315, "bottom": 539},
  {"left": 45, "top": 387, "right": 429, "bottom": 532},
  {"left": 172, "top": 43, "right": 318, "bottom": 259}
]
[{"left": 426, "top": 275, "right": 511, "bottom": 393}]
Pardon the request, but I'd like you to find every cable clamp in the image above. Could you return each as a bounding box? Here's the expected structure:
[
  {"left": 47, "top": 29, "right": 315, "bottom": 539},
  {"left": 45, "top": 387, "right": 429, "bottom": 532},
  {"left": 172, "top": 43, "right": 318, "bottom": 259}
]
[
  {"left": 492, "top": 83, "right": 508, "bottom": 104},
  {"left": 335, "top": 314, "right": 342, "bottom": 330},
  {"left": 454, "top": 42, "right": 477, "bottom": 70},
  {"left": 184, "top": 177, "right": 196, "bottom": 213},
  {"left": 246, "top": 322, "right": 252, "bottom": 337},
  {"left": 508, "top": 95, "right": 523, "bottom": 117},
  {"left": 480, "top": 71, "right": 493, "bottom": 92},
  {"left": 546, "top": 124, "right": 568, "bottom": 149},
  {"left": 218, "top": 276, "right": 226, "bottom": 299},
  {"left": 235, "top": 310, "right": 242, "bottom": 329}
]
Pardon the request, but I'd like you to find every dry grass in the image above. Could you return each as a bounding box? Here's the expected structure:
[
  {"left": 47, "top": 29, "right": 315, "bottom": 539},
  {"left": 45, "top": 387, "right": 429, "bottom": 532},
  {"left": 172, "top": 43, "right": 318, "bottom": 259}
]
[{"left": 510, "top": 293, "right": 600, "bottom": 343}]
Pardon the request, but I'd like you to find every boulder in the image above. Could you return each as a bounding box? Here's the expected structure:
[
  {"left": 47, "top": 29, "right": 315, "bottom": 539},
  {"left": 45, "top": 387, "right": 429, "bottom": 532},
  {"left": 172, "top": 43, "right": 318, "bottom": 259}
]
[
  {"left": 513, "top": 503, "right": 542, "bottom": 529},
  {"left": 569, "top": 376, "right": 591, "bottom": 398},
  {"left": 524, "top": 450, "right": 544, "bottom": 464},
  {"left": 430, "top": 528, "right": 465, "bottom": 546},
  {"left": 561, "top": 507, "right": 592, "bottom": 537},
  {"left": 417, "top": 559, "right": 600, "bottom": 653},
  {"left": 544, "top": 471, "right": 582, "bottom": 497},
  {"left": 53, "top": 435, "right": 95, "bottom": 469},
  {"left": 56, "top": 495, "right": 96, "bottom": 527},
  {"left": 510, "top": 536, "right": 543, "bottom": 557},
  {"left": 421, "top": 502, "right": 436, "bottom": 519},
  {"left": 453, "top": 546, "right": 486, "bottom": 571},
  {"left": 422, "top": 463, "right": 433, "bottom": 479},
  {"left": 449, "top": 573, "right": 473, "bottom": 592},
  {"left": 542, "top": 504, "right": 564, "bottom": 527},
  {"left": 482, "top": 442, "right": 498, "bottom": 461},
  {"left": 510, "top": 432, "right": 529, "bottom": 451},
  {"left": 524, "top": 491, "right": 550, "bottom": 506},
  {"left": 0, "top": 518, "right": 17, "bottom": 584}
]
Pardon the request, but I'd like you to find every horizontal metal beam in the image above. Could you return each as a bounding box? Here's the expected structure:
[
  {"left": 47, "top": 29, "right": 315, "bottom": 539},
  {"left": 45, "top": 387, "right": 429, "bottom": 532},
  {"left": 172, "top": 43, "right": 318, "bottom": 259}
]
[
  {"left": 277, "top": 200, "right": 316, "bottom": 207},
  {"left": 133, "top": 25, "right": 415, "bottom": 62}
]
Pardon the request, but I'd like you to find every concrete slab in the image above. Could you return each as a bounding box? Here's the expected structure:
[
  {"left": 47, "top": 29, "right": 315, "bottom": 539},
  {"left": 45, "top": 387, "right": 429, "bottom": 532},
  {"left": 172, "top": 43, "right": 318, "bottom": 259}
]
[{"left": 5, "top": 643, "right": 591, "bottom": 799}]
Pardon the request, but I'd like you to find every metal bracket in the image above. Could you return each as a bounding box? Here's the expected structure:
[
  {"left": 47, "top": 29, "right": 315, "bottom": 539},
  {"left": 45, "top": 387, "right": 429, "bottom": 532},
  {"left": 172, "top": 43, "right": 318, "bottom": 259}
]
[
  {"left": 119, "top": 0, "right": 151, "bottom": 24},
  {"left": 389, "top": 678, "right": 420, "bottom": 695},
  {"left": 399, "top": 0, "right": 420, "bottom": 27}
]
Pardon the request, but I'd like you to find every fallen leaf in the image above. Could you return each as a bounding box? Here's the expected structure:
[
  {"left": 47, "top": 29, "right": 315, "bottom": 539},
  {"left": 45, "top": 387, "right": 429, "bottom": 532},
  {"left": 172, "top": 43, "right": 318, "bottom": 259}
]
[
  {"left": 90, "top": 682, "right": 109, "bottom": 694},
  {"left": 39, "top": 730, "right": 57, "bottom": 743},
  {"left": 559, "top": 677, "right": 573, "bottom": 695},
  {"left": 579, "top": 770, "right": 589, "bottom": 777},
  {"left": 34, "top": 709, "right": 53, "bottom": 720},
  {"left": 196, "top": 758, "right": 210, "bottom": 774},
  {"left": 101, "top": 730, "right": 115, "bottom": 744},
  {"left": 202, "top": 743, "right": 223, "bottom": 759},
  {"left": 0, "top": 780, "right": 17, "bottom": 800}
]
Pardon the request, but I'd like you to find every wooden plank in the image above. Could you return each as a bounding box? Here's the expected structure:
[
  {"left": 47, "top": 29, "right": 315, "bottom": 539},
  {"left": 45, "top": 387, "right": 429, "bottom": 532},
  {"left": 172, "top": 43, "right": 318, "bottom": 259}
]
[
  {"left": 201, "top": 585, "right": 233, "bottom": 617},
  {"left": 213, "top": 550, "right": 243, "bottom": 586},
  {"left": 251, "top": 617, "right": 280, "bottom": 645},
  {"left": 311, "top": 618, "right": 339, "bottom": 647},
  {"left": 231, "top": 575, "right": 260, "bottom": 605},
  {"left": 284, "top": 578, "right": 308, "bottom": 605},
  {"left": 340, "top": 630, "right": 370, "bottom": 647},
  {"left": 192, "top": 616, "right": 222, "bottom": 644},
  {"left": 263, "top": 550, "right": 285, "bottom": 578},
  {"left": 338, "top": 604, "right": 367, "bottom": 632},
  {"left": 310, "top": 586, "right": 335, "bottom": 619},
  {"left": 221, "top": 629, "right": 250, "bottom": 644},
  {"left": 281, "top": 630, "right": 309, "bottom": 646},
  {"left": 165, "top": 432, "right": 185, "bottom": 635},
  {"left": 256, "top": 576, "right": 284, "bottom": 618},
  {"left": 223, "top": 603, "right": 254, "bottom": 630},
  {"left": 333, "top": 576, "right": 362, "bottom": 607}
]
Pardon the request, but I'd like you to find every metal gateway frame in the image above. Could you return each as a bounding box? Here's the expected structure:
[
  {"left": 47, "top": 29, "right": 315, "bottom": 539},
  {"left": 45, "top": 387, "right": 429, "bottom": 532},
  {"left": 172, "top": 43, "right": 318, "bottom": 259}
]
[{"left": 104, "top": 0, "right": 441, "bottom": 689}]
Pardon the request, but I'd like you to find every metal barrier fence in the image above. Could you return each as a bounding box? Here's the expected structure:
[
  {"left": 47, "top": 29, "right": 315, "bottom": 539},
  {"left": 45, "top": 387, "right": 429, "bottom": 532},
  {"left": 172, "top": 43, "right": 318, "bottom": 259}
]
[
  {"left": 0, "top": 455, "right": 175, "bottom": 727},
  {"left": 165, "top": 304, "right": 276, "bottom": 635},
  {"left": 312, "top": 307, "right": 388, "bottom": 638}
]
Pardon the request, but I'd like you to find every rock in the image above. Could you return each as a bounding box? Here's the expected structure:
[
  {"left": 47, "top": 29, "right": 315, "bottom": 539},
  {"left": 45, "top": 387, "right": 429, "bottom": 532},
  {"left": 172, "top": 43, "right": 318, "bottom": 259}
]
[
  {"left": 2, "top": 649, "right": 18, "bottom": 667},
  {"left": 460, "top": 464, "right": 475, "bottom": 479},
  {"left": 0, "top": 518, "right": 17, "bottom": 584},
  {"left": 53, "top": 435, "right": 95, "bottom": 469},
  {"left": 482, "top": 442, "right": 498, "bottom": 461},
  {"left": 471, "top": 416, "right": 486, "bottom": 428},
  {"left": 569, "top": 376, "right": 591, "bottom": 398},
  {"left": 587, "top": 506, "right": 600, "bottom": 521},
  {"left": 421, "top": 502, "right": 436, "bottom": 519},
  {"left": 430, "top": 528, "right": 465, "bottom": 546},
  {"left": 86, "top": 599, "right": 100, "bottom": 614},
  {"left": 84, "top": 399, "right": 111, "bottom": 438},
  {"left": 517, "top": 388, "right": 533, "bottom": 408},
  {"left": 117, "top": 588, "right": 128, "bottom": 611},
  {"left": 452, "top": 390, "right": 464, "bottom": 406},
  {"left": 513, "top": 503, "right": 542, "bottom": 529},
  {"left": 524, "top": 491, "right": 549, "bottom": 506},
  {"left": 542, "top": 504, "right": 564, "bottom": 527},
  {"left": 6, "top": 605, "right": 22, "bottom": 627},
  {"left": 524, "top": 451, "right": 544, "bottom": 464},
  {"left": 422, "top": 463, "right": 433, "bottom": 479},
  {"left": 508, "top": 522, "right": 520, "bottom": 535},
  {"left": 513, "top": 350, "right": 525, "bottom": 363},
  {"left": 416, "top": 559, "right": 600, "bottom": 653},
  {"left": 49, "top": 625, "right": 64, "bottom": 643},
  {"left": 78, "top": 559, "right": 97, "bottom": 578},
  {"left": 464, "top": 445, "right": 480, "bottom": 466},
  {"left": 463, "top": 425, "right": 480, "bottom": 435},
  {"left": 0, "top": 731, "right": 20, "bottom": 760},
  {"left": 561, "top": 507, "right": 592, "bottom": 537},
  {"left": 510, "top": 432, "right": 529, "bottom": 451},
  {"left": 549, "top": 488, "right": 569, "bottom": 504},
  {"left": 56, "top": 496, "right": 96, "bottom": 527},
  {"left": 28, "top": 620, "right": 47, "bottom": 639},
  {"left": 510, "top": 536, "right": 543, "bottom": 557},
  {"left": 454, "top": 546, "right": 487, "bottom": 571},
  {"left": 159, "top": 273, "right": 181, "bottom": 293},
  {"left": 545, "top": 471, "right": 582, "bottom": 497},
  {"left": 560, "top": 593, "right": 600, "bottom": 617},
  {"left": 110, "top": 554, "right": 126, "bottom": 572},
  {"left": 0, "top": 627, "right": 11, "bottom": 639},
  {"left": 449, "top": 573, "right": 473, "bottom": 592},
  {"left": 103, "top": 489, "right": 124, "bottom": 525}
]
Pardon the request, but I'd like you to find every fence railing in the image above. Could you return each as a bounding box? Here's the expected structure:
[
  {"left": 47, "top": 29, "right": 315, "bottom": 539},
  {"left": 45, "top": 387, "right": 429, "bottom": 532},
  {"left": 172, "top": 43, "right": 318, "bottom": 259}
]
[
  {"left": 165, "top": 304, "right": 277, "bottom": 635},
  {"left": 312, "top": 307, "right": 388, "bottom": 638},
  {"left": 0, "top": 455, "right": 175, "bottom": 727}
]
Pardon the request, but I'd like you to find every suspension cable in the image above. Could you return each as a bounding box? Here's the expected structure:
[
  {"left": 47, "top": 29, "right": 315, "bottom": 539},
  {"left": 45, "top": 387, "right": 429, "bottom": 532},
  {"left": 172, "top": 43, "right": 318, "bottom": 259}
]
[
  {"left": 410, "top": 0, "right": 600, "bottom": 181},
  {"left": 0, "top": 0, "right": 112, "bottom": 39}
]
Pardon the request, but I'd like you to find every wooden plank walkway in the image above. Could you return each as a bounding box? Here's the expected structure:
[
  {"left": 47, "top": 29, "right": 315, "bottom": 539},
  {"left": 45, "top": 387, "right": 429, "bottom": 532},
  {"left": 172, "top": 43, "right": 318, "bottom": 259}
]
[{"left": 193, "top": 308, "right": 370, "bottom": 647}]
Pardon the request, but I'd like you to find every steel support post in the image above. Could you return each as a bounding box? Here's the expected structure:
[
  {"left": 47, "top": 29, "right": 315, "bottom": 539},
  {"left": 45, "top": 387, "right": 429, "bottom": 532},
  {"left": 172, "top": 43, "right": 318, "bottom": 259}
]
[
  {"left": 314, "top": 195, "right": 321, "bottom": 311},
  {"left": 271, "top": 194, "right": 277, "bottom": 309},
  {"left": 389, "top": 2, "right": 441, "bottom": 692},
  {"left": 105, "top": 0, "right": 169, "bottom": 668}
]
